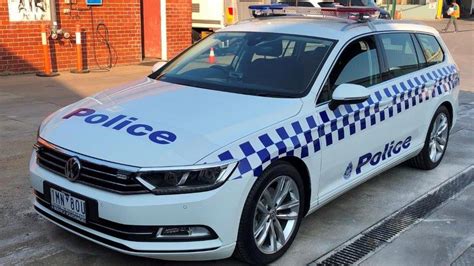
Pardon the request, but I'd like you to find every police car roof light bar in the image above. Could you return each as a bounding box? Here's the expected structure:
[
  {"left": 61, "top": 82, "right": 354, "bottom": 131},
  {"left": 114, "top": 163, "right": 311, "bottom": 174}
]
[
  {"left": 321, "top": 6, "right": 379, "bottom": 22},
  {"left": 248, "top": 4, "right": 379, "bottom": 22},
  {"left": 248, "top": 4, "right": 288, "bottom": 18}
]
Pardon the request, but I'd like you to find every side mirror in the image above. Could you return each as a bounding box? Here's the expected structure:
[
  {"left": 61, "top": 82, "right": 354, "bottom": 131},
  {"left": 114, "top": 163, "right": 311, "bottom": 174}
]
[
  {"left": 151, "top": 61, "right": 167, "bottom": 73},
  {"left": 329, "top": 83, "right": 370, "bottom": 111}
]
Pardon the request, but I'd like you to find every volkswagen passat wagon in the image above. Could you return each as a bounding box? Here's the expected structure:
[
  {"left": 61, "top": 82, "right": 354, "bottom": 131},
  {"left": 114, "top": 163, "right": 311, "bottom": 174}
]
[{"left": 30, "top": 6, "right": 459, "bottom": 264}]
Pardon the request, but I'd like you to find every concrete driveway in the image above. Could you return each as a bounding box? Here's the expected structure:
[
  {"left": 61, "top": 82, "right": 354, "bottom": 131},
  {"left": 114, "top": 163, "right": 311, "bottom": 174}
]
[{"left": 0, "top": 20, "right": 473, "bottom": 265}]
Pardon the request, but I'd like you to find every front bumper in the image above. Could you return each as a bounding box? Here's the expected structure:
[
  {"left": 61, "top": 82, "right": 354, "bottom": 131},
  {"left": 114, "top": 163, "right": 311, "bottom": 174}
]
[{"left": 29, "top": 151, "right": 252, "bottom": 260}]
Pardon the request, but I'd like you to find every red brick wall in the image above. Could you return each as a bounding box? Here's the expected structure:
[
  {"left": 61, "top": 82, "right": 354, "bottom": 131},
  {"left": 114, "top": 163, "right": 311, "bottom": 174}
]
[
  {"left": 166, "top": 0, "right": 192, "bottom": 59},
  {"left": 0, "top": 0, "right": 192, "bottom": 74},
  {"left": 0, "top": 0, "right": 142, "bottom": 73}
]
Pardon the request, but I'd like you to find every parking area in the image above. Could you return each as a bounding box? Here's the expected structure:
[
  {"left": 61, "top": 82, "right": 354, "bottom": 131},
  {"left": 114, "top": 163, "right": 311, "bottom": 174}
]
[{"left": 0, "top": 20, "right": 473, "bottom": 265}]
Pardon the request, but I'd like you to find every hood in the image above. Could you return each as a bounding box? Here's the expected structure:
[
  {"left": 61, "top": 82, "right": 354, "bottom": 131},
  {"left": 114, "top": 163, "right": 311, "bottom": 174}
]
[{"left": 40, "top": 78, "right": 303, "bottom": 167}]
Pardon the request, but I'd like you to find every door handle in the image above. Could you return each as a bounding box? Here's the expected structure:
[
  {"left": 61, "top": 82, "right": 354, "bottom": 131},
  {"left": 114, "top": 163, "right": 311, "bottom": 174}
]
[
  {"left": 425, "top": 80, "right": 436, "bottom": 88},
  {"left": 379, "top": 99, "right": 393, "bottom": 109}
]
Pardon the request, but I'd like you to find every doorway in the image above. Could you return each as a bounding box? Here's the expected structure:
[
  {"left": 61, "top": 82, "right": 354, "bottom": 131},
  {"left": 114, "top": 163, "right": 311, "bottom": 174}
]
[{"left": 142, "top": 0, "right": 161, "bottom": 59}]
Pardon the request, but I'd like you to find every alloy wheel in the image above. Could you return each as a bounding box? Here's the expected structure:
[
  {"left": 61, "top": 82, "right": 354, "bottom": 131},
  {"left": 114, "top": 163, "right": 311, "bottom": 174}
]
[
  {"left": 252, "top": 175, "right": 300, "bottom": 254},
  {"left": 429, "top": 112, "right": 449, "bottom": 163}
]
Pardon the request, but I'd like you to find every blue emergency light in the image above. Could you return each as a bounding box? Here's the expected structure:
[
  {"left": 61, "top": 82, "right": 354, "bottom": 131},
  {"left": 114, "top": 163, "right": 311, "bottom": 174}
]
[
  {"left": 248, "top": 4, "right": 288, "bottom": 10},
  {"left": 248, "top": 4, "right": 288, "bottom": 17}
]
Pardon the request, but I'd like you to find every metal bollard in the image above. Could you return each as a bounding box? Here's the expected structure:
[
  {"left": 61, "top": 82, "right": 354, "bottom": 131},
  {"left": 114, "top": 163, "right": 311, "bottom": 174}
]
[
  {"left": 37, "top": 24, "right": 59, "bottom": 77},
  {"left": 71, "top": 24, "right": 89, "bottom": 74}
]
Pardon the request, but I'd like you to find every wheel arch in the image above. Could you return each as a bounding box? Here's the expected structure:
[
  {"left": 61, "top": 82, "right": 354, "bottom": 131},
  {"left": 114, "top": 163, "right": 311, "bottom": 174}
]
[
  {"left": 439, "top": 101, "right": 454, "bottom": 126},
  {"left": 276, "top": 156, "right": 312, "bottom": 216}
]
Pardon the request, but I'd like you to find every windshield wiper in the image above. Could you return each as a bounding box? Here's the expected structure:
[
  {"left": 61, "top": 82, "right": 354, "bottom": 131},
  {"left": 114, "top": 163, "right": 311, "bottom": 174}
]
[{"left": 255, "top": 92, "right": 288, "bottom": 98}]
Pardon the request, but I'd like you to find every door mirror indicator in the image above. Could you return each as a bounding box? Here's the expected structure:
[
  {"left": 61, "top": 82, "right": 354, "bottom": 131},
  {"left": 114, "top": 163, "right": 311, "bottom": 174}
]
[{"left": 329, "top": 83, "right": 370, "bottom": 111}]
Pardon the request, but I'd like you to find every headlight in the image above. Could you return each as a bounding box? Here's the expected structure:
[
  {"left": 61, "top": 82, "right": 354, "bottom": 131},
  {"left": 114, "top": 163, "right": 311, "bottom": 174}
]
[{"left": 135, "top": 161, "right": 238, "bottom": 195}]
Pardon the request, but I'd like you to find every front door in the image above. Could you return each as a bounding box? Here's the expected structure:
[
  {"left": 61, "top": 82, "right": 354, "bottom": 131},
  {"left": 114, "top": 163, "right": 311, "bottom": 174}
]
[
  {"left": 316, "top": 35, "right": 396, "bottom": 201},
  {"left": 142, "top": 0, "right": 161, "bottom": 58}
]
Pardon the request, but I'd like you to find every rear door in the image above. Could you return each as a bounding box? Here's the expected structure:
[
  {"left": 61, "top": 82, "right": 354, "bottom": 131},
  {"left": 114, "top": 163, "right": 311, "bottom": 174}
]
[
  {"left": 411, "top": 33, "right": 454, "bottom": 130},
  {"left": 376, "top": 33, "right": 441, "bottom": 156}
]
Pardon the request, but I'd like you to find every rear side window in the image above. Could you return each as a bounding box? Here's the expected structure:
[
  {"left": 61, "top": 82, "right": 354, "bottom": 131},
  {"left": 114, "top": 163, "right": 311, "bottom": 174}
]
[
  {"left": 416, "top": 34, "right": 444, "bottom": 66},
  {"left": 380, "top": 33, "right": 419, "bottom": 78},
  {"left": 412, "top": 34, "right": 427, "bottom": 67}
]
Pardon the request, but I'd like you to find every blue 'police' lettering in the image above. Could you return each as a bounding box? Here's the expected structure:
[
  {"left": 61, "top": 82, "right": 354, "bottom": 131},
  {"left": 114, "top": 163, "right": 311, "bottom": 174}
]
[
  {"left": 402, "top": 136, "right": 411, "bottom": 149},
  {"left": 62, "top": 108, "right": 177, "bottom": 144},
  {"left": 356, "top": 153, "right": 371, "bottom": 174},
  {"left": 127, "top": 124, "right": 153, "bottom": 136},
  {"left": 85, "top": 114, "right": 109, "bottom": 124},
  {"left": 102, "top": 115, "right": 127, "bottom": 127},
  {"left": 369, "top": 152, "right": 382, "bottom": 166},
  {"left": 355, "top": 136, "right": 411, "bottom": 174},
  {"left": 149, "top": 130, "right": 177, "bottom": 145}
]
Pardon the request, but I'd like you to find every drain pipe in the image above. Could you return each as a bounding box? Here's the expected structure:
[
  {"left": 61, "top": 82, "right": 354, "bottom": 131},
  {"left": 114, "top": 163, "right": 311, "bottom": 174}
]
[{"left": 49, "top": 0, "right": 59, "bottom": 39}]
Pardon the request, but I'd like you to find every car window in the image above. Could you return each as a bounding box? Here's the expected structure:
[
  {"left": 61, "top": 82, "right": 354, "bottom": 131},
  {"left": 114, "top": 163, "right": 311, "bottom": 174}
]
[
  {"left": 317, "top": 36, "right": 380, "bottom": 104},
  {"left": 152, "top": 32, "right": 335, "bottom": 98},
  {"left": 416, "top": 34, "right": 444, "bottom": 66},
  {"left": 380, "top": 33, "right": 419, "bottom": 78},
  {"left": 412, "top": 34, "right": 427, "bottom": 68},
  {"left": 282, "top": 39, "right": 296, "bottom": 57}
]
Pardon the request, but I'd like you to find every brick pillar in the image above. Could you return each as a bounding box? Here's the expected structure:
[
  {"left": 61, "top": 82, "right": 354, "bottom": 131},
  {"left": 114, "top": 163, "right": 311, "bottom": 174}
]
[{"left": 166, "top": 0, "right": 192, "bottom": 59}]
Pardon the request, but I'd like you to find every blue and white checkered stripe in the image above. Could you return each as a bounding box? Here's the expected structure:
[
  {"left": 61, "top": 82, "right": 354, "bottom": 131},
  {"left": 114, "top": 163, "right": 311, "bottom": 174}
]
[{"left": 216, "top": 65, "right": 459, "bottom": 180}]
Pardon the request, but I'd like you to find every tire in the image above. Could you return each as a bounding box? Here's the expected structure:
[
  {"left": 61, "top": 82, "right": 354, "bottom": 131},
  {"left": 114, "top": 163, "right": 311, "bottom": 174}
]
[
  {"left": 234, "top": 161, "right": 305, "bottom": 264},
  {"left": 408, "top": 105, "right": 451, "bottom": 170}
]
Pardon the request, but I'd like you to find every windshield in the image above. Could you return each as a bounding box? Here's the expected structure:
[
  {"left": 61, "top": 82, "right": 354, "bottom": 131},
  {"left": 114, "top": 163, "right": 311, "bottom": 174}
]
[{"left": 150, "top": 32, "right": 335, "bottom": 98}]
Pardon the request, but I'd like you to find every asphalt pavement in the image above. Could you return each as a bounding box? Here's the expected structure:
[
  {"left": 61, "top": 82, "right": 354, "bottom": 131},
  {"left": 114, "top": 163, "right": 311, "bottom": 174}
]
[{"left": 0, "top": 19, "right": 473, "bottom": 265}]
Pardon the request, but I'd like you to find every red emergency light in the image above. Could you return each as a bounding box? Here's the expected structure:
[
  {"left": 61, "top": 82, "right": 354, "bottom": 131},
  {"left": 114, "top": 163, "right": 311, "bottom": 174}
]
[{"left": 321, "top": 6, "right": 379, "bottom": 21}]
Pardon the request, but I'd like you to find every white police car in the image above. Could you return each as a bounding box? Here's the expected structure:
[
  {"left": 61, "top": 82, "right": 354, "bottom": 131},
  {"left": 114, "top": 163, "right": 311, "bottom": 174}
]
[{"left": 30, "top": 5, "right": 460, "bottom": 264}]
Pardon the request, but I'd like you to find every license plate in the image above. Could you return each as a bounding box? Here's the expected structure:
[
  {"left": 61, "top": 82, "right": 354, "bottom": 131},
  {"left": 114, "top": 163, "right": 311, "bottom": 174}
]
[{"left": 50, "top": 188, "right": 86, "bottom": 223}]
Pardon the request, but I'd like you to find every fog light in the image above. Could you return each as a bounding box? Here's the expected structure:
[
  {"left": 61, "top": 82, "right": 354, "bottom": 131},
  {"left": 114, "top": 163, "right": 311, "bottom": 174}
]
[{"left": 156, "top": 226, "right": 214, "bottom": 240}]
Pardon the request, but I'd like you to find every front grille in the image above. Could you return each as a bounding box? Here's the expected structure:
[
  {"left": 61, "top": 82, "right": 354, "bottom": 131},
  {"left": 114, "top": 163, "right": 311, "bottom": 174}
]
[{"left": 35, "top": 141, "right": 148, "bottom": 194}]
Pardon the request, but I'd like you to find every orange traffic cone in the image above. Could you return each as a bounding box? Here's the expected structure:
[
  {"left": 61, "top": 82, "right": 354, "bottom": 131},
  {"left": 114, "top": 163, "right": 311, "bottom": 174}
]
[{"left": 209, "top": 47, "right": 216, "bottom": 64}]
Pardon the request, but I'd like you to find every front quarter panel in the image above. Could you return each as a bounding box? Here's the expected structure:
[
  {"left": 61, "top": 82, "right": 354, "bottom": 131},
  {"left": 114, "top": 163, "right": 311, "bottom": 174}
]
[{"left": 198, "top": 108, "right": 324, "bottom": 216}]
